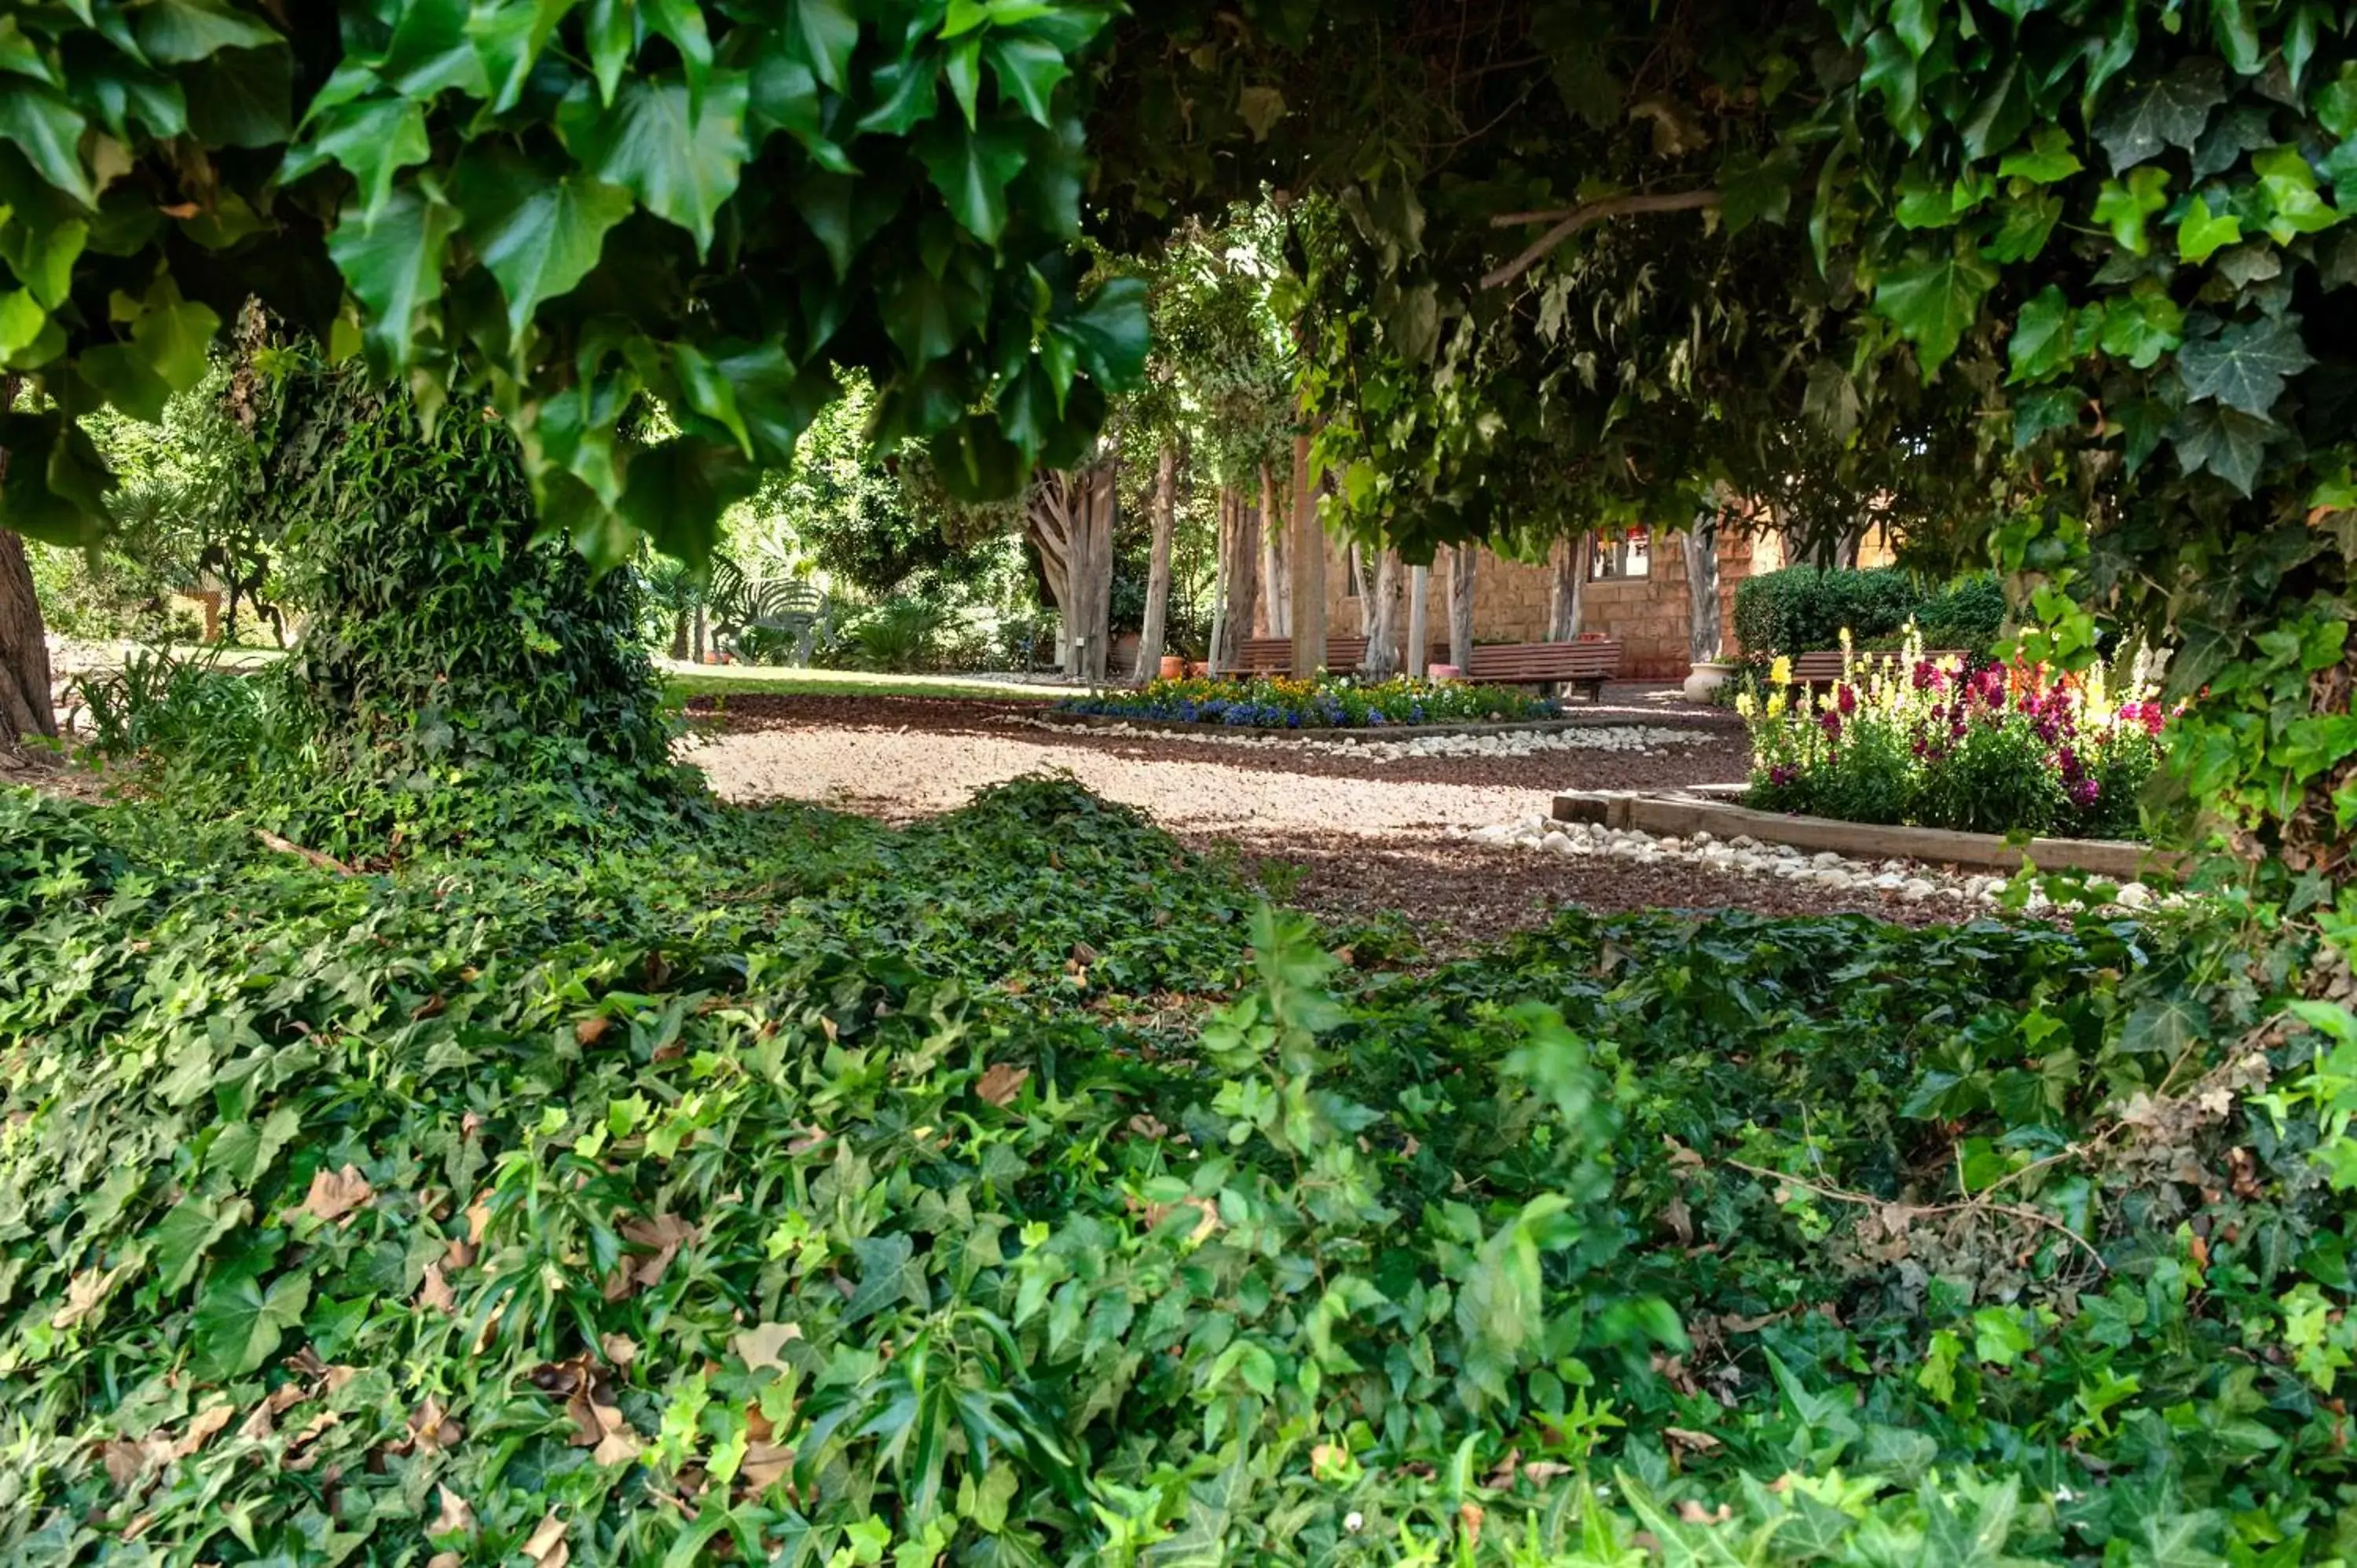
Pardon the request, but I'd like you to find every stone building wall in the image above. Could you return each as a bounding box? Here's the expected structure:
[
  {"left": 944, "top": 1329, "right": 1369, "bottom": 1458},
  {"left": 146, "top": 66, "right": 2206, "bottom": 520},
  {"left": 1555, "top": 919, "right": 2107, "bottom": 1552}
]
[{"left": 1320, "top": 526, "right": 1777, "bottom": 680}]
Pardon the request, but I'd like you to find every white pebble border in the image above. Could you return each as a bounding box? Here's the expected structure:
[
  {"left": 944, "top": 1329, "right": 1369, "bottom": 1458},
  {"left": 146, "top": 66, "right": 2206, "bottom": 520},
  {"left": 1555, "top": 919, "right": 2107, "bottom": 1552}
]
[
  {"left": 1025, "top": 716, "right": 1709, "bottom": 764},
  {"left": 1448, "top": 813, "right": 2161, "bottom": 913}
]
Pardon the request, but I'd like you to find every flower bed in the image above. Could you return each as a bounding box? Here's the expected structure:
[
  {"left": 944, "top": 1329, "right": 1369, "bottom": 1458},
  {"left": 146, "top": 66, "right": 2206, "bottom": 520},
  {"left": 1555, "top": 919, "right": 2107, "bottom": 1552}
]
[
  {"left": 1056, "top": 673, "right": 1559, "bottom": 728},
  {"left": 1739, "top": 632, "right": 2168, "bottom": 840}
]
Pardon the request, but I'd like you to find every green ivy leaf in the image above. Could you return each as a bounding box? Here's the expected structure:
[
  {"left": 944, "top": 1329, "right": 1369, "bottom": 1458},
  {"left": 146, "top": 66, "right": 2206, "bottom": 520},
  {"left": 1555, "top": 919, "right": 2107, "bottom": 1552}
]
[
  {"left": 788, "top": 0, "right": 860, "bottom": 94},
  {"left": 915, "top": 116, "right": 1030, "bottom": 244},
  {"left": 2177, "top": 196, "right": 2243, "bottom": 262},
  {"left": 617, "top": 434, "right": 759, "bottom": 564},
  {"left": 183, "top": 44, "right": 293, "bottom": 148},
  {"left": 377, "top": 0, "right": 490, "bottom": 100},
  {"left": 2319, "top": 65, "right": 2357, "bottom": 141},
  {"left": 563, "top": 71, "right": 750, "bottom": 256},
  {"left": 1959, "top": 59, "right": 2031, "bottom": 161},
  {"left": 189, "top": 1269, "right": 310, "bottom": 1379},
  {"left": 2190, "top": 102, "right": 2274, "bottom": 181},
  {"left": 77, "top": 55, "right": 191, "bottom": 142},
  {"left": 1718, "top": 148, "right": 1794, "bottom": 234},
  {"left": 2209, "top": 0, "right": 2261, "bottom": 76},
  {"left": 2091, "top": 165, "right": 2170, "bottom": 254},
  {"left": 2178, "top": 313, "right": 2315, "bottom": 416},
  {"left": 2012, "top": 387, "right": 2080, "bottom": 449},
  {"left": 582, "top": 0, "right": 634, "bottom": 104},
  {"left": 1889, "top": 0, "right": 1938, "bottom": 58},
  {"left": 2253, "top": 145, "right": 2341, "bottom": 240},
  {"left": 148, "top": 1196, "right": 248, "bottom": 1294},
  {"left": 1985, "top": 191, "right": 2061, "bottom": 262},
  {"left": 2006, "top": 285, "right": 2073, "bottom": 384},
  {"left": 2091, "top": 57, "right": 2226, "bottom": 173},
  {"left": 1996, "top": 126, "right": 2083, "bottom": 185},
  {"left": 134, "top": 0, "right": 281, "bottom": 64},
  {"left": 450, "top": 152, "right": 635, "bottom": 338},
  {"left": 1872, "top": 243, "right": 1997, "bottom": 376},
  {"left": 986, "top": 35, "right": 1070, "bottom": 126},
  {"left": 467, "top": 0, "right": 579, "bottom": 114},
  {"left": 134, "top": 288, "right": 222, "bottom": 390},
  {"left": 280, "top": 96, "right": 432, "bottom": 226},
  {"left": 2171, "top": 401, "right": 2275, "bottom": 494},
  {"left": 324, "top": 183, "right": 459, "bottom": 372},
  {"left": 1238, "top": 85, "right": 1287, "bottom": 142},
  {"left": 2096, "top": 288, "right": 2183, "bottom": 368},
  {"left": 1057, "top": 275, "right": 1149, "bottom": 390},
  {"left": 0, "top": 86, "right": 96, "bottom": 208},
  {"left": 945, "top": 35, "right": 983, "bottom": 129}
]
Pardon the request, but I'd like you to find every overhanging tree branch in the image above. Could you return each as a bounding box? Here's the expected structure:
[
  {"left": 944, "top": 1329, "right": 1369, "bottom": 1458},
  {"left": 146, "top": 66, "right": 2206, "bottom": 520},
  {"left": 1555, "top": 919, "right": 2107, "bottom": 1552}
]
[{"left": 1481, "top": 189, "right": 1721, "bottom": 290}]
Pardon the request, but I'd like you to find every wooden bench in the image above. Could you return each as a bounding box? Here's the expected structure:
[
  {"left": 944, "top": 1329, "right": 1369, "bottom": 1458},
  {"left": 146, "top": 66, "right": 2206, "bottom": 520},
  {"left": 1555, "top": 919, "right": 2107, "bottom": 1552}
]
[
  {"left": 1788, "top": 647, "right": 1968, "bottom": 686},
  {"left": 1232, "top": 636, "right": 1369, "bottom": 676},
  {"left": 1463, "top": 639, "right": 1623, "bottom": 702}
]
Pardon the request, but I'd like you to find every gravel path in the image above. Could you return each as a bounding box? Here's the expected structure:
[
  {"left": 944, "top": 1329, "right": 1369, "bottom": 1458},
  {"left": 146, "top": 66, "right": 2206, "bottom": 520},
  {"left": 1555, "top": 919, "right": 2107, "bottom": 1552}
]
[{"left": 682, "top": 694, "right": 1978, "bottom": 944}]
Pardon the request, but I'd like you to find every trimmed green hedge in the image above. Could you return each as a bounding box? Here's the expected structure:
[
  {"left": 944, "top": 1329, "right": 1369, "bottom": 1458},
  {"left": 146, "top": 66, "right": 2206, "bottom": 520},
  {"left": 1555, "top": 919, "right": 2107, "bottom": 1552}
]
[{"left": 1733, "top": 566, "right": 2006, "bottom": 656}]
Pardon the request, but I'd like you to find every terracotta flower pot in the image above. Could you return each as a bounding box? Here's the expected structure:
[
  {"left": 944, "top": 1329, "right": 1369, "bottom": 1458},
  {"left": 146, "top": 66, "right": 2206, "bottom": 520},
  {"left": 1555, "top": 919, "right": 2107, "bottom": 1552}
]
[
  {"left": 1188, "top": 661, "right": 1213, "bottom": 678},
  {"left": 1428, "top": 663, "right": 1462, "bottom": 683},
  {"left": 1159, "top": 655, "right": 1187, "bottom": 680}
]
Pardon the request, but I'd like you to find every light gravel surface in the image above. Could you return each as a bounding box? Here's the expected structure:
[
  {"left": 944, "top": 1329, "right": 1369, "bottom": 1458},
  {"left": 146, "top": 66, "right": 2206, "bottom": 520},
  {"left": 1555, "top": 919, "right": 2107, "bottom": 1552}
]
[{"left": 688, "top": 724, "right": 1545, "bottom": 841}]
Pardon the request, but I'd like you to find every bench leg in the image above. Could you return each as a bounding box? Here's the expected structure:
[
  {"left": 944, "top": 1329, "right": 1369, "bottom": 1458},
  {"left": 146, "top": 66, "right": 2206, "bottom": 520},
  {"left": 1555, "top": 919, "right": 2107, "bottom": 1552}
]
[{"left": 1582, "top": 678, "right": 1604, "bottom": 704}]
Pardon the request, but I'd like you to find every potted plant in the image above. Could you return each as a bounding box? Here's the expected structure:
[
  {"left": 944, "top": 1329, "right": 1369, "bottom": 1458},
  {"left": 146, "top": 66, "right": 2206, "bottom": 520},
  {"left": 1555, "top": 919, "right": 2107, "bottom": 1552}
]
[{"left": 1684, "top": 658, "right": 1739, "bottom": 701}]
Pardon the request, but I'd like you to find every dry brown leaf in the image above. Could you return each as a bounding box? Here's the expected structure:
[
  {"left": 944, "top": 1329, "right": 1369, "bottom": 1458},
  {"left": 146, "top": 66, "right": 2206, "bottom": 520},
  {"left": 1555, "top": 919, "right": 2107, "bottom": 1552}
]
[
  {"left": 1677, "top": 1500, "right": 1734, "bottom": 1524},
  {"left": 430, "top": 1485, "right": 475, "bottom": 1538},
  {"left": 522, "top": 1512, "right": 569, "bottom": 1568},
  {"left": 101, "top": 1436, "right": 170, "bottom": 1489},
  {"left": 409, "top": 1397, "right": 464, "bottom": 1455},
  {"left": 975, "top": 1063, "right": 1030, "bottom": 1106},
  {"left": 299, "top": 1165, "right": 375, "bottom": 1224},
  {"left": 786, "top": 1127, "right": 829, "bottom": 1156},
  {"left": 1662, "top": 1426, "right": 1723, "bottom": 1454},
  {"left": 169, "top": 1403, "right": 235, "bottom": 1460},
  {"left": 575, "top": 1016, "right": 612, "bottom": 1046},
  {"left": 417, "top": 1261, "right": 457, "bottom": 1313},
  {"left": 1458, "top": 1501, "right": 1484, "bottom": 1549},
  {"left": 51, "top": 1266, "right": 125, "bottom": 1330},
  {"left": 592, "top": 1424, "right": 643, "bottom": 1467},
  {"left": 429, "top": 1555, "right": 464, "bottom": 1568},
  {"left": 739, "top": 1441, "right": 794, "bottom": 1491},
  {"left": 318, "top": 1365, "right": 360, "bottom": 1395},
  {"left": 1660, "top": 1194, "right": 1694, "bottom": 1247},
  {"left": 1521, "top": 1460, "right": 1574, "bottom": 1483},
  {"left": 1139, "top": 1196, "right": 1220, "bottom": 1244},
  {"left": 731, "top": 1321, "right": 803, "bottom": 1373},
  {"left": 236, "top": 1383, "right": 307, "bottom": 1441},
  {"left": 444, "top": 1236, "right": 478, "bottom": 1270},
  {"left": 600, "top": 1333, "right": 639, "bottom": 1368},
  {"left": 465, "top": 1194, "right": 493, "bottom": 1244},
  {"left": 618, "top": 1214, "right": 697, "bottom": 1290}
]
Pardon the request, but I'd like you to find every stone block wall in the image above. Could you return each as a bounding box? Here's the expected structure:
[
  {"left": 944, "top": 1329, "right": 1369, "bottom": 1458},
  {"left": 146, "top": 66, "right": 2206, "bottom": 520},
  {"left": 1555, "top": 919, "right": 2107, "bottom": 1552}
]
[{"left": 1319, "top": 527, "right": 1772, "bottom": 680}]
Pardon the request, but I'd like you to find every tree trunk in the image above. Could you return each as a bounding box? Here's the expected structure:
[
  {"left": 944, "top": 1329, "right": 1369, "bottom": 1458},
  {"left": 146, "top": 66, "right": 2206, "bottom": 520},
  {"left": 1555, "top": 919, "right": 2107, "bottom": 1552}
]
[
  {"left": 1448, "top": 544, "right": 1477, "bottom": 669},
  {"left": 1258, "top": 463, "right": 1288, "bottom": 636},
  {"left": 1069, "top": 459, "right": 1116, "bottom": 683},
  {"left": 671, "top": 610, "right": 690, "bottom": 661},
  {"left": 1687, "top": 507, "right": 1725, "bottom": 665},
  {"left": 0, "top": 374, "right": 57, "bottom": 749},
  {"left": 1288, "top": 433, "right": 1325, "bottom": 677},
  {"left": 1549, "top": 532, "right": 1593, "bottom": 642},
  {"left": 1216, "top": 487, "right": 1259, "bottom": 672},
  {"left": 1134, "top": 445, "right": 1179, "bottom": 683},
  {"left": 692, "top": 603, "right": 706, "bottom": 664},
  {"left": 1025, "top": 473, "right": 1079, "bottom": 673},
  {"left": 1361, "top": 548, "right": 1406, "bottom": 676},
  {"left": 1406, "top": 563, "right": 1430, "bottom": 676}
]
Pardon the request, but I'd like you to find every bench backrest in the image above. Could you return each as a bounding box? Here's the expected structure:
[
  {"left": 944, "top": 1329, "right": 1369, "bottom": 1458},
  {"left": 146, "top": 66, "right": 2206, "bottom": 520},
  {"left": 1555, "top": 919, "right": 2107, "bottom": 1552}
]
[
  {"left": 1464, "top": 640, "right": 1623, "bottom": 680},
  {"left": 1232, "top": 636, "right": 1370, "bottom": 672},
  {"left": 1789, "top": 647, "right": 1968, "bottom": 682}
]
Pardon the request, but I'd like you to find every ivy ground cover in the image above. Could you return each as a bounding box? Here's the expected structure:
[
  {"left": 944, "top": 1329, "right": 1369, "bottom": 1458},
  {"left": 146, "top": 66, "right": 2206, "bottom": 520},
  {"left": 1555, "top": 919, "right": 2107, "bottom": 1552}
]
[
  {"left": 2, "top": 779, "right": 2350, "bottom": 1564},
  {"left": 1057, "top": 675, "right": 1559, "bottom": 728}
]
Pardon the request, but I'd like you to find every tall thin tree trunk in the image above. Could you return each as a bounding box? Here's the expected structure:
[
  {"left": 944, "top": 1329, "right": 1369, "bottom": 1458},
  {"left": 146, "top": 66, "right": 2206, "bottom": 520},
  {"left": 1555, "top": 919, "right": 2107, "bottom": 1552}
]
[
  {"left": 1362, "top": 548, "right": 1406, "bottom": 676},
  {"left": 1259, "top": 463, "right": 1288, "bottom": 636},
  {"left": 1549, "top": 532, "right": 1593, "bottom": 642},
  {"left": 1134, "top": 445, "right": 1179, "bottom": 683},
  {"left": 1072, "top": 459, "right": 1116, "bottom": 683},
  {"left": 692, "top": 603, "right": 706, "bottom": 664},
  {"left": 1447, "top": 544, "right": 1477, "bottom": 669},
  {"left": 1406, "top": 563, "right": 1430, "bottom": 676},
  {"left": 671, "top": 610, "right": 690, "bottom": 661},
  {"left": 1216, "top": 488, "right": 1259, "bottom": 671},
  {"left": 1288, "top": 433, "right": 1325, "bottom": 677},
  {"left": 1687, "top": 507, "right": 1725, "bottom": 665},
  {"left": 0, "top": 373, "right": 57, "bottom": 749}
]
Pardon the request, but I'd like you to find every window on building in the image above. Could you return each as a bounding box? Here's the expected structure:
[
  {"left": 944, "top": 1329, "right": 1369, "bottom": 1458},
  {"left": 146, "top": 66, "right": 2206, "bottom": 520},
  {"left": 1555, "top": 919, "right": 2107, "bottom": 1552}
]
[{"left": 1588, "top": 529, "right": 1651, "bottom": 581}]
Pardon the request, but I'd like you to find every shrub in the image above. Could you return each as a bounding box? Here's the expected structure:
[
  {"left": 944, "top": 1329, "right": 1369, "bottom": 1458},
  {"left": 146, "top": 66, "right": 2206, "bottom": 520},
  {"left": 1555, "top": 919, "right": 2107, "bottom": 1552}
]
[
  {"left": 1058, "top": 674, "right": 1558, "bottom": 727},
  {"left": 1733, "top": 566, "right": 1923, "bottom": 655},
  {"left": 1742, "top": 633, "right": 2168, "bottom": 838},
  {"left": 1912, "top": 573, "right": 2007, "bottom": 652},
  {"left": 831, "top": 598, "right": 947, "bottom": 671}
]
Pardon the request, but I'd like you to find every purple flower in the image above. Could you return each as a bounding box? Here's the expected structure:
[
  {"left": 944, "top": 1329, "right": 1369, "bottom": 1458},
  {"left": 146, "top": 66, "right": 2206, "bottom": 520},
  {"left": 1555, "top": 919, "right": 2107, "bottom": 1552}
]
[{"left": 1837, "top": 683, "right": 1857, "bottom": 716}]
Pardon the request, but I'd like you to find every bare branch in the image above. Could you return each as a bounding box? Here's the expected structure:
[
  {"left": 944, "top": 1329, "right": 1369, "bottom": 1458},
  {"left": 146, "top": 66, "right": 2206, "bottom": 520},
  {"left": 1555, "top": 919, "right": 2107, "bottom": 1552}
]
[{"left": 1481, "top": 189, "right": 1721, "bottom": 290}]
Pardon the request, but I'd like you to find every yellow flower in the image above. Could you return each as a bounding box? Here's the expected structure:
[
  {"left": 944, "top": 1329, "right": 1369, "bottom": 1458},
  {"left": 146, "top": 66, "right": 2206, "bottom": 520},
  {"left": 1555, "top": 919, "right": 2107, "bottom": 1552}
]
[
  {"left": 1766, "top": 691, "right": 1787, "bottom": 720},
  {"left": 1769, "top": 655, "right": 1792, "bottom": 687},
  {"left": 1735, "top": 691, "right": 1755, "bottom": 719}
]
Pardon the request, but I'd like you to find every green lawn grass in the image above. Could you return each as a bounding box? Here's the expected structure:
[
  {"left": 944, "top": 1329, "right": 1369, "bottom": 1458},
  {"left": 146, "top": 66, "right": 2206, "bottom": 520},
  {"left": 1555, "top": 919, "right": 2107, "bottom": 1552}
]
[{"left": 662, "top": 661, "right": 1062, "bottom": 703}]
